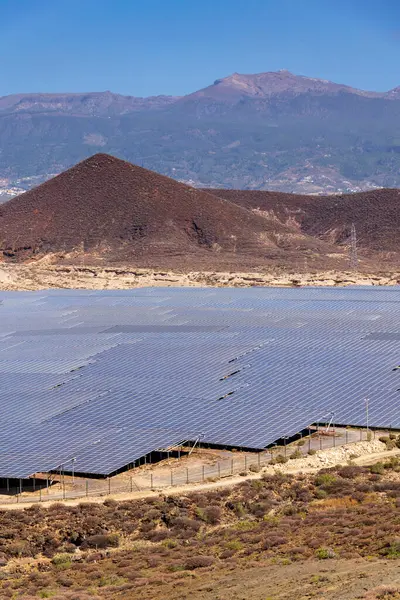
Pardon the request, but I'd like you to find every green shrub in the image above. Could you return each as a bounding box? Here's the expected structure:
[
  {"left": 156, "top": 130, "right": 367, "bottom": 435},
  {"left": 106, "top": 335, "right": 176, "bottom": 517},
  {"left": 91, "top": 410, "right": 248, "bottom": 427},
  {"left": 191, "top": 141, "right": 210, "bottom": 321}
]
[
  {"left": 308, "top": 449, "right": 317, "bottom": 456},
  {"left": 51, "top": 553, "right": 72, "bottom": 566},
  {"left": 382, "top": 541, "right": 400, "bottom": 559},
  {"left": 225, "top": 540, "right": 243, "bottom": 552},
  {"left": 385, "top": 457, "right": 400, "bottom": 469},
  {"left": 370, "top": 462, "right": 385, "bottom": 475},
  {"left": 234, "top": 502, "right": 246, "bottom": 517},
  {"left": 314, "top": 488, "right": 328, "bottom": 499},
  {"left": 315, "top": 473, "right": 336, "bottom": 487},
  {"left": 316, "top": 547, "right": 336, "bottom": 559}
]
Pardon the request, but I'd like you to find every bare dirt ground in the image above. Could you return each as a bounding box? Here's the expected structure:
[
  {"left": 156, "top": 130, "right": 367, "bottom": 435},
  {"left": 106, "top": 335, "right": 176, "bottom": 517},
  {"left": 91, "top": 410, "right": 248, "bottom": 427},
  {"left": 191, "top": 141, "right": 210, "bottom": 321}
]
[
  {"left": 1, "top": 263, "right": 400, "bottom": 291},
  {"left": 146, "top": 557, "right": 400, "bottom": 600}
]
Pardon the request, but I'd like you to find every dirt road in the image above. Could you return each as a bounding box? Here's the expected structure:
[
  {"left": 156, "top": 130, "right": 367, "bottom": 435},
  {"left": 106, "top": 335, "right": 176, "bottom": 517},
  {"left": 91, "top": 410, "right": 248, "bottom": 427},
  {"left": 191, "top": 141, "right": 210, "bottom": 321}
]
[{"left": 2, "top": 442, "right": 397, "bottom": 511}]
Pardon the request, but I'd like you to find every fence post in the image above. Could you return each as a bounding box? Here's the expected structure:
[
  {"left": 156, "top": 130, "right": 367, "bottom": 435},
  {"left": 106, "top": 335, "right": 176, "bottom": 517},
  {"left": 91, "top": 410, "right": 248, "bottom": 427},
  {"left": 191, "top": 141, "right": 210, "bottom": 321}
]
[
  {"left": 130, "top": 477, "right": 133, "bottom": 493},
  {"left": 346, "top": 430, "right": 348, "bottom": 444},
  {"left": 231, "top": 458, "right": 234, "bottom": 475},
  {"left": 186, "top": 468, "right": 189, "bottom": 484},
  {"left": 150, "top": 474, "right": 153, "bottom": 490},
  {"left": 257, "top": 453, "right": 261, "bottom": 467},
  {"left": 170, "top": 470, "right": 173, "bottom": 486},
  {"left": 360, "top": 429, "right": 362, "bottom": 441},
  {"left": 320, "top": 436, "right": 322, "bottom": 450},
  {"left": 218, "top": 463, "right": 221, "bottom": 479},
  {"left": 86, "top": 480, "right": 89, "bottom": 497},
  {"left": 202, "top": 465, "right": 205, "bottom": 482},
  {"left": 62, "top": 482, "right": 65, "bottom": 500},
  {"left": 308, "top": 429, "right": 311, "bottom": 452},
  {"left": 245, "top": 455, "right": 248, "bottom": 470},
  {"left": 108, "top": 478, "right": 111, "bottom": 495},
  {"left": 39, "top": 488, "right": 42, "bottom": 502}
]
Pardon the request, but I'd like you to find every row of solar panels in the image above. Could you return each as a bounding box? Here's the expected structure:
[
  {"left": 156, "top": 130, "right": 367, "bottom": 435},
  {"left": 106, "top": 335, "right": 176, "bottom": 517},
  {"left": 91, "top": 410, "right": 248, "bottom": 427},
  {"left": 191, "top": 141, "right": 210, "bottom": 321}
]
[{"left": 1, "top": 286, "right": 400, "bottom": 478}]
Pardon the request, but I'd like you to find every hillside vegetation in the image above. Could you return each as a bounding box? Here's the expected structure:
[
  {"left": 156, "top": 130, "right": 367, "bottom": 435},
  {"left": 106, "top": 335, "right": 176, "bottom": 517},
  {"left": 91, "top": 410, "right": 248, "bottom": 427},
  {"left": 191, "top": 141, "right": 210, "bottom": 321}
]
[{"left": 2, "top": 460, "right": 400, "bottom": 599}]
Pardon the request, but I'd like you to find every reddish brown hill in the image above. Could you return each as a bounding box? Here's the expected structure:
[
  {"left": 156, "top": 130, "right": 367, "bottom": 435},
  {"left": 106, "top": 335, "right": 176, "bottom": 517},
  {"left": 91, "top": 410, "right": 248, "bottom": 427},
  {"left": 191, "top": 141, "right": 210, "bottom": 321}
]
[
  {"left": 207, "top": 188, "right": 400, "bottom": 253},
  {"left": 0, "top": 154, "right": 336, "bottom": 269}
]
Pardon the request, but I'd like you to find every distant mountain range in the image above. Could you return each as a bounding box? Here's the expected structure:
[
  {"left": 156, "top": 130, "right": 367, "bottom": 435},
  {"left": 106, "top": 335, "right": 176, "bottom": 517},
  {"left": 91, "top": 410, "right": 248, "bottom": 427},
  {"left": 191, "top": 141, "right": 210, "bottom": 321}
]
[{"left": 2, "top": 70, "right": 400, "bottom": 199}]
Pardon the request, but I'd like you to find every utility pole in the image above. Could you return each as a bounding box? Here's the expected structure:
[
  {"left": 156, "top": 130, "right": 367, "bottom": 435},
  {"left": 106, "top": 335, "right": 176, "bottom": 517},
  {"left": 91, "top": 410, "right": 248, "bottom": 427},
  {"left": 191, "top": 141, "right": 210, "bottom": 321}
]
[
  {"left": 72, "top": 457, "right": 76, "bottom": 485},
  {"left": 365, "top": 398, "right": 369, "bottom": 435},
  {"left": 350, "top": 223, "right": 358, "bottom": 271}
]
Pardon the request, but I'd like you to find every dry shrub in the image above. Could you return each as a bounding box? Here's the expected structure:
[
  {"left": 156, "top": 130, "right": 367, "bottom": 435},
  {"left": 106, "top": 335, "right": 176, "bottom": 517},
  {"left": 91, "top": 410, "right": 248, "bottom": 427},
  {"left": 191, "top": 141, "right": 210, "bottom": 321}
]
[
  {"left": 146, "top": 529, "right": 169, "bottom": 542},
  {"left": 84, "top": 552, "right": 103, "bottom": 563},
  {"left": 184, "top": 555, "right": 214, "bottom": 570},
  {"left": 289, "top": 546, "right": 309, "bottom": 558},
  {"left": 116, "top": 567, "right": 141, "bottom": 581},
  {"left": 249, "top": 463, "right": 261, "bottom": 473},
  {"left": 310, "top": 496, "right": 358, "bottom": 510},
  {"left": 220, "top": 549, "right": 236, "bottom": 559},
  {"left": 50, "top": 593, "right": 102, "bottom": 600},
  {"left": 249, "top": 501, "right": 273, "bottom": 518},
  {"left": 139, "top": 521, "right": 157, "bottom": 533},
  {"left": 172, "top": 516, "right": 201, "bottom": 532},
  {"left": 262, "top": 535, "right": 287, "bottom": 549},
  {"left": 103, "top": 498, "right": 118, "bottom": 508},
  {"left": 364, "top": 586, "right": 400, "bottom": 599},
  {"left": 202, "top": 506, "right": 222, "bottom": 524},
  {"left": 81, "top": 533, "right": 119, "bottom": 549},
  {"left": 337, "top": 465, "right": 364, "bottom": 479},
  {"left": 6, "top": 540, "right": 33, "bottom": 557},
  {"left": 289, "top": 450, "right": 302, "bottom": 460}
]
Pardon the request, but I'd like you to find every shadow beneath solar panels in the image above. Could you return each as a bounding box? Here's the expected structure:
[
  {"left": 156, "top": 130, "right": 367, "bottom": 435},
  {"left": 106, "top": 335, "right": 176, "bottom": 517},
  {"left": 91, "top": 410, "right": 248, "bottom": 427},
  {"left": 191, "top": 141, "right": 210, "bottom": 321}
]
[{"left": 0, "top": 477, "right": 50, "bottom": 496}]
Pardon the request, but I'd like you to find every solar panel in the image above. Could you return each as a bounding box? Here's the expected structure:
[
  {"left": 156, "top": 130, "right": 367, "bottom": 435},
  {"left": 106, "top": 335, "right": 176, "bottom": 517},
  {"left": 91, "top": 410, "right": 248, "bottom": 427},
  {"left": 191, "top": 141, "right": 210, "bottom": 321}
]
[{"left": 1, "top": 285, "right": 400, "bottom": 478}]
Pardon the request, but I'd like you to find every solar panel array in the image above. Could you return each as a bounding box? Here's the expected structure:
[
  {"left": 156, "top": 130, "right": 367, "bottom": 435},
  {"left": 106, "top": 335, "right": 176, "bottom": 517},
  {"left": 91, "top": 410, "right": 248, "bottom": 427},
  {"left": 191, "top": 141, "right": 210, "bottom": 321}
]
[{"left": 1, "top": 286, "right": 400, "bottom": 478}]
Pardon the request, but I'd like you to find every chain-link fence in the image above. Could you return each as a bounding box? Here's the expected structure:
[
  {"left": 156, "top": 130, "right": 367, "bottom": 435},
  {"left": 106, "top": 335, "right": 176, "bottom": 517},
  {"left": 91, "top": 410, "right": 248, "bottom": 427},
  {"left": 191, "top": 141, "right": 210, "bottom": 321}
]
[{"left": 0, "top": 427, "right": 382, "bottom": 505}]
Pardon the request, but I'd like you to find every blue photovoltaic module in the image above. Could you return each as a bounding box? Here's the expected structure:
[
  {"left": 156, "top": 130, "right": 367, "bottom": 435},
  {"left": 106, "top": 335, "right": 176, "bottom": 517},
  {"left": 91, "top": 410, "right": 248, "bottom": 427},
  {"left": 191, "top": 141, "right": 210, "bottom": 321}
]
[{"left": 0, "top": 286, "right": 400, "bottom": 478}]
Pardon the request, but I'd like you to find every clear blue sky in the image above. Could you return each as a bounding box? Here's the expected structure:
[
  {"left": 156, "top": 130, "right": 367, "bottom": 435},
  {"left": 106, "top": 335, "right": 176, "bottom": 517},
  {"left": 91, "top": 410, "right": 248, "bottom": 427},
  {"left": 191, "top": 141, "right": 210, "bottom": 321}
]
[{"left": 1, "top": 0, "right": 400, "bottom": 96}]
